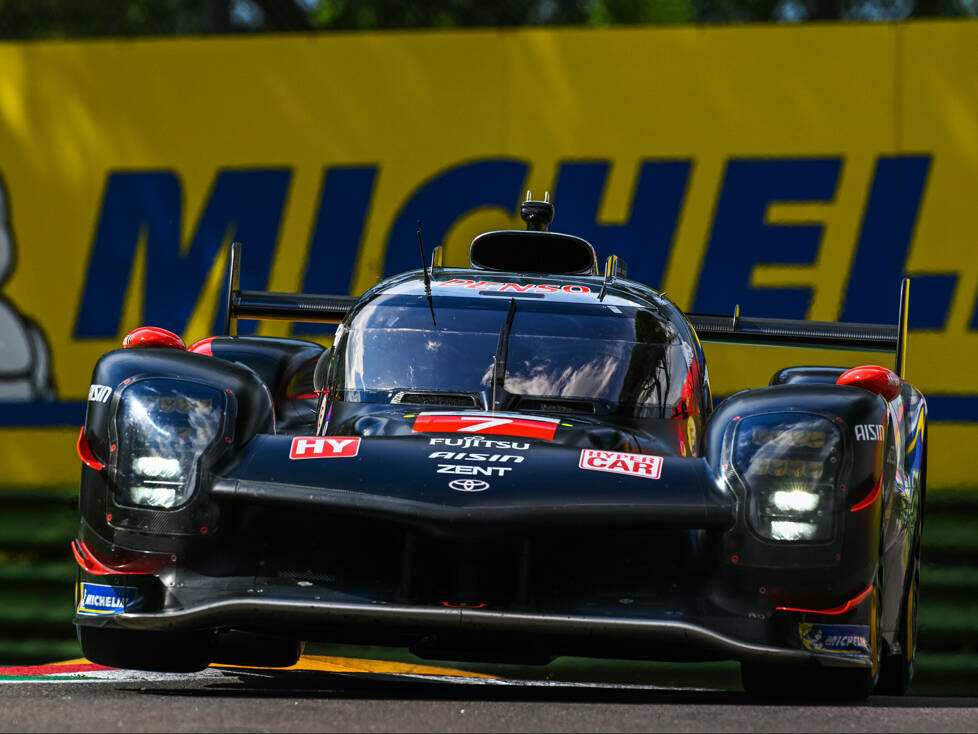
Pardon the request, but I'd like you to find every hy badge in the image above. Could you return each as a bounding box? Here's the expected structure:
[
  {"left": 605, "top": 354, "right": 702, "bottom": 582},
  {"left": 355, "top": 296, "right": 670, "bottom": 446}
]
[{"left": 290, "top": 436, "right": 361, "bottom": 459}]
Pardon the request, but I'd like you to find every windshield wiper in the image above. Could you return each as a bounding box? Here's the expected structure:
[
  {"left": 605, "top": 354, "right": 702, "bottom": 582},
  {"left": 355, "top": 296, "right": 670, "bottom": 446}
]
[{"left": 491, "top": 298, "right": 517, "bottom": 411}]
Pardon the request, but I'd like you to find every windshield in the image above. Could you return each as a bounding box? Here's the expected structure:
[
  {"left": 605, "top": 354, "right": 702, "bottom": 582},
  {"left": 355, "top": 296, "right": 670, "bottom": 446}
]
[{"left": 331, "top": 294, "right": 690, "bottom": 414}]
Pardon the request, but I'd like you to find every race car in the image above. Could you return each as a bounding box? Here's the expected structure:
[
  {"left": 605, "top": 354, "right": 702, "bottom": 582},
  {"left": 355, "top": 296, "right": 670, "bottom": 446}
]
[{"left": 73, "top": 196, "right": 925, "bottom": 699}]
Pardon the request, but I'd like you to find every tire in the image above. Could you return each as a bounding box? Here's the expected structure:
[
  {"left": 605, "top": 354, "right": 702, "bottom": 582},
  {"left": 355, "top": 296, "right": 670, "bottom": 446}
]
[
  {"left": 212, "top": 630, "right": 303, "bottom": 668},
  {"left": 876, "top": 547, "right": 920, "bottom": 695},
  {"left": 78, "top": 625, "right": 214, "bottom": 672}
]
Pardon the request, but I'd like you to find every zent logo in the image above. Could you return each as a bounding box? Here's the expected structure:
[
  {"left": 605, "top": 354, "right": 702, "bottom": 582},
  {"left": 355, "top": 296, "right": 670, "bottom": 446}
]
[
  {"left": 412, "top": 412, "right": 559, "bottom": 440},
  {"left": 854, "top": 424, "right": 884, "bottom": 441},
  {"left": 289, "top": 436, "right": 361, "bottom": 459},
  {"left": 448, "top": 479, "right": 490, "bottom": 492},
  {"left": 579, "top": 449, "right": 663, "bottom": 479},
  {"left": 88, "top": 384, "right": 112, "bottom": 403}
]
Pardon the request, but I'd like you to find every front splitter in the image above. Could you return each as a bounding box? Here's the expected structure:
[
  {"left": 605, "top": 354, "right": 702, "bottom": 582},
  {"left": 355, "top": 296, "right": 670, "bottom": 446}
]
[{"left": 76, "top": 597, "right": 867, "bottom": 669}]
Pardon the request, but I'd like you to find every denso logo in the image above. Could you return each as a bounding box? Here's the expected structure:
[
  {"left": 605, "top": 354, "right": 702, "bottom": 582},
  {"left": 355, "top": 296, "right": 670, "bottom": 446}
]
[
  {"left": 70, "top": 154, "right": 955, "bottom": 342},
  {"left": 435, "top": 279, "right": 591, "bottom": 295},
  {"left": 579, "top": 449, "right": 663, "bottom": 479},
  {"left": 289, "top": 436, "right": 361, "bottom": 459}
]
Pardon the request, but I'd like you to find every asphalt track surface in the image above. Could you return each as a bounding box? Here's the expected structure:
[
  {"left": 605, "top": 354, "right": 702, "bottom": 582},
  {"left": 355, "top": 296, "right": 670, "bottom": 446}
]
[{"left": 2, "top": 660, "right": 978, "bottom": 733}]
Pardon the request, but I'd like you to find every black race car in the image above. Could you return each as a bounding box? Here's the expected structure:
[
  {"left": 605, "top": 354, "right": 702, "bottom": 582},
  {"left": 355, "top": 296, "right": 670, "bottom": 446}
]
[{"left": 73, "top": 196, "right": 925, "bottom": 699}]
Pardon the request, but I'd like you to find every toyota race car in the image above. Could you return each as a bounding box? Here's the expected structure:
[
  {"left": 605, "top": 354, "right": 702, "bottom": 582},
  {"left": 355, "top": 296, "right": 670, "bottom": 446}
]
[{"left": 73, "top": 196, "right": 925, "bottom": 699}]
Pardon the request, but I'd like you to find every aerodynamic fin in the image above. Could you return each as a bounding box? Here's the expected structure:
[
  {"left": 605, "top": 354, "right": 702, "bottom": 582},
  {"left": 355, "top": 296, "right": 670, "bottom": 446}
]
[{"left": 686, "top": 278, "right": 910, "bottom": 378}]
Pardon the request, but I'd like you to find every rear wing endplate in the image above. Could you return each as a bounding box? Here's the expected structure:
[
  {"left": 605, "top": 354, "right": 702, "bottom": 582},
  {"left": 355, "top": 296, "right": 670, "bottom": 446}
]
[{"left": 222, "top": 242, "right": 910, "bottom": 380}]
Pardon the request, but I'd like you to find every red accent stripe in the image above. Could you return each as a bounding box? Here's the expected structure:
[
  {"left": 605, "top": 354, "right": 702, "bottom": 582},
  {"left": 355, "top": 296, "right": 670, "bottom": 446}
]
[
  {"left": 776, "top": 584, "right": 874, "bottom": 615},
  {"left": 72, "top": 540, "right": 165, "bottom": 575},
  {"left": 850, "top": 474, "right": 883, "bottom": 512},
  {"left": 412, "top": 414, "right": 558, "bottom": 440},
  {"left": 0, "top": 663, "right": 113, "bottom": 676},
  {"left": 76, "top": 427, "right": 103, "bottom": 471}
]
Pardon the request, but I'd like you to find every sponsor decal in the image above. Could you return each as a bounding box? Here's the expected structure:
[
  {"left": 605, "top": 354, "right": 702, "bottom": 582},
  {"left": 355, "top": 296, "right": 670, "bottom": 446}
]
[
  {"left": 437, "top": 464, "right": 512, "bottom": 476},
  {"left": 429, "top": 436, "right": 530, "bottom": 450},
  {"left": 579, "top": 449, "right": 663, "bottom": 479},
  {"left": 87, "top": 384, "right": 112, "bottom": 403},
  {"left": 799, "top": 623, "right": 872, "bottom": 656},
  {"left": 289, "top": 436, "right": 361, "bottom": 459},
  {"left": 434, "top": 279, "right": 591, "bottom": 295},
  {"left": 448, "top": 479, "right": 490, "bottom": 492},
  {"left": 428, "top": 451, "right": 524, "bottom": 463},
  {"left": 413, "top": 412, "right": 559, "bottom": 440},
  {"left": 76, "top": 582, "right": 137, "bottom": 616},
  {"left": 854, "top": 424, "right": 884, "bottom": 441}
]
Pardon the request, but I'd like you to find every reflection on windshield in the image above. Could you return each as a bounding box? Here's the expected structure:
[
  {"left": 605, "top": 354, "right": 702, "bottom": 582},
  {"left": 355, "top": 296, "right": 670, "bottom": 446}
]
[
  {"left": 503, "top": 337, "right": 680, "bottom": 407},
  {"left": 333, "top": 299, "right": 689, "bottom": 410},
  {"left": 336, "top": 329, "right": 687, "bottom": 410}
]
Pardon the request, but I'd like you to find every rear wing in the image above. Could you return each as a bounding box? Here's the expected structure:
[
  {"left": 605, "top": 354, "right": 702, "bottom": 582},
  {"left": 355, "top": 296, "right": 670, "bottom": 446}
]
[
  {"left": 222, "top": 242, "right": 910, "bottom": 379},
  {"left": 686, "top": 274, "right": 909, "bottom": 380}
]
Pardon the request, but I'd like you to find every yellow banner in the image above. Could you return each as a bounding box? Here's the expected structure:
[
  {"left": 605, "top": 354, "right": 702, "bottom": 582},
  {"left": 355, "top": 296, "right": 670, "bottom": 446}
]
[{"left": 0, "top": 22, "right": 975, "bottom": 486}]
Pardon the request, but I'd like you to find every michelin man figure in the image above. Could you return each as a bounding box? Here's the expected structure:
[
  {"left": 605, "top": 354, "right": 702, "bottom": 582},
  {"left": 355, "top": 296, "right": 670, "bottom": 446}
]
[{"left": 0, "top": 178, "right": 54, "bottom": 400}]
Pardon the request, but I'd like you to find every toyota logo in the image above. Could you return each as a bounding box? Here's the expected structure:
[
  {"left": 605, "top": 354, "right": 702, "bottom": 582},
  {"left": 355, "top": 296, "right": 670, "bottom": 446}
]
[{"left": 448, "top": 479, "right": 490, "bottom": 492}]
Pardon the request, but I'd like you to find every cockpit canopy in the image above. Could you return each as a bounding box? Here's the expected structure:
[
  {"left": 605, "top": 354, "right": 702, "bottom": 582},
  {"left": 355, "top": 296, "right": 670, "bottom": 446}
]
[{"left": 330, "top": 287, "right": 694, "bottom": 418}]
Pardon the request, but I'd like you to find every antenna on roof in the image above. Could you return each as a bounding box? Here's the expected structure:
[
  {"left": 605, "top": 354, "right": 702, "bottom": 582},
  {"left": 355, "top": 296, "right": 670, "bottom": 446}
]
[{"left": 417, "top": 220, "right": 436, "bottom": 327}]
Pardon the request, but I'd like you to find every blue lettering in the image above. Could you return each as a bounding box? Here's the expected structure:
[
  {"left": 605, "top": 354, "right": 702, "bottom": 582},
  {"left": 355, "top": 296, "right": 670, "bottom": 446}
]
[
  {"left": 693, "top": 158, "right": 841, "bottom": 317},
  {"left": 74, "top": 169, "right": 291, "bottom": 339},
  {"left": 294, "top": 166, "right": 377, "bottom": 335},
  {"left": 842, "top": 156, "right": 951, "bottom": 329},
  {"left": 383, "top": 159, "right": 528, "bottom": 278},
  {"left": 552, "top": 160, "right": 691, "bottom": 287}
]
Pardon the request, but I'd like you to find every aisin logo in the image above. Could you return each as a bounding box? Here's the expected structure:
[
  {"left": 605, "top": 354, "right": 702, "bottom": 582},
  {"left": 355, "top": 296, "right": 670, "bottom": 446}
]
[{"left": 448, "top": 479, "right": 490, "bottom": 492}]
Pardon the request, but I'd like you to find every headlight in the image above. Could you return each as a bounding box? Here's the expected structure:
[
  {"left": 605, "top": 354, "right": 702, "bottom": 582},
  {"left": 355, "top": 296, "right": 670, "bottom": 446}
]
[
  {"left": 113, "top": 380, "right": 227, "bottom": 509},
  {"left": 731, "top": 414, "right": 841, "bottom": 543}
]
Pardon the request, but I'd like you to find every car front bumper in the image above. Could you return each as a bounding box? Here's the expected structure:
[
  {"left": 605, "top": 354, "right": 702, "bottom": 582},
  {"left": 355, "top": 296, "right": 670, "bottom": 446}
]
[{"left": 75, "top": 593, "right": 869, "bottom": 670}]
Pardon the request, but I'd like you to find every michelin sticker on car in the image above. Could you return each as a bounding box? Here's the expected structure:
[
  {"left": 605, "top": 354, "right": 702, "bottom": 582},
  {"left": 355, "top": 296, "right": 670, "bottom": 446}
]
[
  {"left": 799, "top": 623, "right": 873, "bottom": 656},
  {"left": 77, "top": 582, "right": 138, "bottom": 616}
]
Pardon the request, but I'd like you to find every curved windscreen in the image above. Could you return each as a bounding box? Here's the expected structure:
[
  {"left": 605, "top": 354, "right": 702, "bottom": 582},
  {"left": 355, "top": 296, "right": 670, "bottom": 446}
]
[{"left": 331, "top": 294, "right": 690, "bottom": 414}]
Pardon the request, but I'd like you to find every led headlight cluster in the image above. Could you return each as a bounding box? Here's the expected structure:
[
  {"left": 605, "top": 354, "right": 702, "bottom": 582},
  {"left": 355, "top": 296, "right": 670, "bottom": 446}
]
[
  {"left": 732, "top": 414, "right": 841, "bottom": 543},
  {"left": 113, "top": 380, "right": 226, "bottom": 509}
]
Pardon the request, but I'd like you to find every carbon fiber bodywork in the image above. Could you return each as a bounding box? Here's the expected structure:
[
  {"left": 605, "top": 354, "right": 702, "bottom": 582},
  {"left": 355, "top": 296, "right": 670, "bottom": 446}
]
[{"left": 73, "top": 233, "right": 925, "bottom": 685}]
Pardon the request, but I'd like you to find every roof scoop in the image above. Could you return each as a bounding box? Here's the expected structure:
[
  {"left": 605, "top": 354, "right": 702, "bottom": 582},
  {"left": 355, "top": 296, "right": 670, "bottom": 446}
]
[{"left": 469, "top": 192, "right": 598, "bottom": 275}]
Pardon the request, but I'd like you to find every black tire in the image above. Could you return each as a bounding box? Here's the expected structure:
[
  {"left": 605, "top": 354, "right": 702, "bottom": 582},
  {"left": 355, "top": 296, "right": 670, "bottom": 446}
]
[
  {"left": 876, "top": 548, "right": 920, "bottom": 695},
  {"left": 78, "top": 625, "right": 214, "bottom": 672},
  {"left": 212, "top": 630, "right": 303, "bottom": 668}
]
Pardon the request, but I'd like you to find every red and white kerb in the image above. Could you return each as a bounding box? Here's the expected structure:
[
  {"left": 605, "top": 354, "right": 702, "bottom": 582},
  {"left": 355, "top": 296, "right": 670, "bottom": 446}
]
[
  {"left": 289, "top": 436, "right": 361, "bottom": 459},
  {"left": 579, "top": 449, "right": 663, "bottom": 479},
  {"left": 412, "top": 412, "right": 559, "bottom": 441}
]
